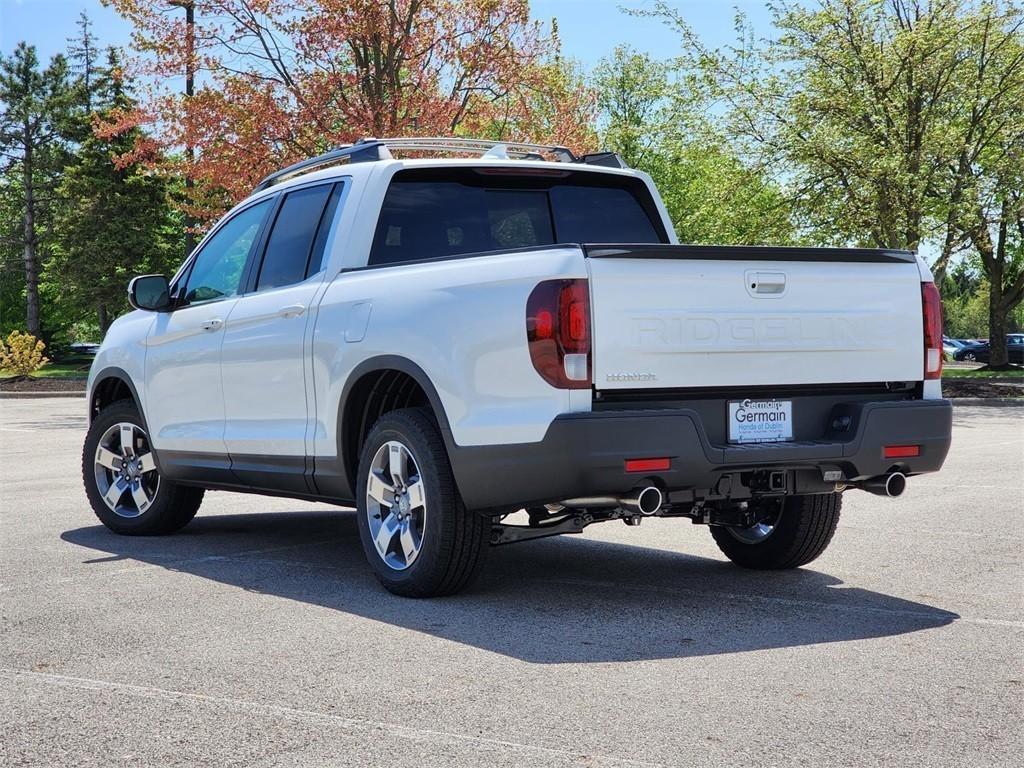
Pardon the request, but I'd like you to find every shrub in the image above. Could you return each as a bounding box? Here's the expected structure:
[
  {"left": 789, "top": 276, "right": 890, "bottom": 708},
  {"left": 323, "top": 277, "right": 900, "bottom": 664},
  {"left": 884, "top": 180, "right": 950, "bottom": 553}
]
[{"left": 0, "top": 331, "right": 50, "bottom": 377}]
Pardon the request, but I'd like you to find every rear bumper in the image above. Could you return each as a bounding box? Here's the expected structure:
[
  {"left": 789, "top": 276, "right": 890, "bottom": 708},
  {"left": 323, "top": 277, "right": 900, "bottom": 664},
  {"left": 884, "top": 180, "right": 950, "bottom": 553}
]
[{"left": 448, "top": 399, "right": 952, "bottom": 511}]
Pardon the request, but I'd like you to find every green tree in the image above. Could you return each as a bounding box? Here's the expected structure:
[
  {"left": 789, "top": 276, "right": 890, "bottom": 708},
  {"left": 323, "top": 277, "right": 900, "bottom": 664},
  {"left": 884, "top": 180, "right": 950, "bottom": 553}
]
[
  {"left": 942, "top": 11, "right": 1024, "bottom": 366},
  {"left": 593, "top": 45, "right": 794, "bottom": 245},
  {"left": 48, "top": 52, "right": 181, "bottom": 335},
  {"left": 643, "top": 0, "right": 1024, "bottom": 365},
  {"left": 0, "top": 171, "right": 26, "bottom": 333},
  {"left": 594, "top": 46, "right": 671, "bottom": 169},
  {"left": 0, "top": 43, "right": 75, "bottom": 336},
  {"left": 67, "top": 11, "right": 101, "bottom": 117},
  {"left": 646, "top": 142, "right": 796, "bottom": 245}
]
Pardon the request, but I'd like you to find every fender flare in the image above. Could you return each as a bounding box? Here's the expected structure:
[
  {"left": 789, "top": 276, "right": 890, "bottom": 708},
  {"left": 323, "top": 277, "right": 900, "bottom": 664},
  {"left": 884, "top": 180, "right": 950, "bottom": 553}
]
[
  {"left": 335, "top": 355, "right": 456, "bottom": 492},
  {"left": 88, "top": 366, "right": 167, "bottom": 476},
  {"left": 89, "top": 366, "right": 145, "bottom": 424}
]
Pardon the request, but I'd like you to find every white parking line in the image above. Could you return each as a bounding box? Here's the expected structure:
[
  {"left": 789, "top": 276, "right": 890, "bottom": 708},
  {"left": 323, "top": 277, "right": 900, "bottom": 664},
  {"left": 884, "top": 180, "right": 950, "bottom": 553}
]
[{"left": 3, "top": 668, "right": 667, "bottom": 767}]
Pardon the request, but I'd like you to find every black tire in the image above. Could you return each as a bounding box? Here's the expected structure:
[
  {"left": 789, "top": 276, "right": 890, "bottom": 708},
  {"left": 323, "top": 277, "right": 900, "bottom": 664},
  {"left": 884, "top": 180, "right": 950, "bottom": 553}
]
[
  {"left": 355, "top": 408, "right": 488, "bottom": 597},
  {"left": 82, "top": 399, "right": 204, "bottom": 535},
  {"left": 710, "top": 493, "right": 841, "bottom": 570}
]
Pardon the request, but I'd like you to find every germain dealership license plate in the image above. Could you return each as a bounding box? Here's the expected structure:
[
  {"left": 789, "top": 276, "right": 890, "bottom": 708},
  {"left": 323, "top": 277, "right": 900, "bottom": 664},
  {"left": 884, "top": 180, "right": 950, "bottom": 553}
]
[{"left": 727, "top": 399, "right": 793, "bottom": 444}]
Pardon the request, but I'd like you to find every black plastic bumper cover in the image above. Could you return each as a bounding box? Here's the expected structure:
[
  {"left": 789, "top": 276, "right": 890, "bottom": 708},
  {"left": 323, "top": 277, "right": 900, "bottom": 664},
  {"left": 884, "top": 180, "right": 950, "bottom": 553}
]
[{"left": 448, "top": 399, "right": 953, "bottom": 511}]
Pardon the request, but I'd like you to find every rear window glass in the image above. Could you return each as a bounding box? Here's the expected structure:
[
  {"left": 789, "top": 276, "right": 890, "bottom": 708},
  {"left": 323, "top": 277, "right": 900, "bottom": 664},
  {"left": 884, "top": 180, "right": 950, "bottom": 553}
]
[
  {"left": 549, "top": 185, "right": 662, "bottom": 243},
  {"left": 369, "top": 169, "right": 665, "bottom": 266}
]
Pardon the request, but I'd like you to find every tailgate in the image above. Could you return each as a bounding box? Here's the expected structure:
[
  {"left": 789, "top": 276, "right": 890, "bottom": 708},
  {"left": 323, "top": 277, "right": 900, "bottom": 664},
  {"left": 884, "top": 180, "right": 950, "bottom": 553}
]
[{"left": 586, "top": 245, "right": 924, "bottom": 390}]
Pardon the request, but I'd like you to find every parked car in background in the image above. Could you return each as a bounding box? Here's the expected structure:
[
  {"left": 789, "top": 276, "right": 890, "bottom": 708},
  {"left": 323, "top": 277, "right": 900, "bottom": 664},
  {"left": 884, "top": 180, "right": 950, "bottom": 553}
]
[
  {"left": 69, "top": 342, "right": 101, "bottom": 357},
  {"left": 952, "top": 334, "right": 1024, "bottom": 363},
  {"left": 943, "top": 337, "right": 965, "bottom": 357}
]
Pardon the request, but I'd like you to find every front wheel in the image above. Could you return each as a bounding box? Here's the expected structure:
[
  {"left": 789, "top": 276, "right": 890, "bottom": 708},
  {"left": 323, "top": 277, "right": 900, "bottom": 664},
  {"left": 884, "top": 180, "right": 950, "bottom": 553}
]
[
  {"left": 710, "top": 494, "right": 841, "bottom": 570},
  {"left": 82, "top": 399, "right": 204, "bottom": 535},
  {"left": 355, "top": 408, "right": 488, "bottom": 597}
]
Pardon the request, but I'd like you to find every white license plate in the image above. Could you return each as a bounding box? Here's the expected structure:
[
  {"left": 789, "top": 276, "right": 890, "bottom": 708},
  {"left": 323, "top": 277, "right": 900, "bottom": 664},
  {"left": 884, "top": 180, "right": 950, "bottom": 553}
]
[{"left": 728, "top": 399, "right": 793, "bottom": 444}]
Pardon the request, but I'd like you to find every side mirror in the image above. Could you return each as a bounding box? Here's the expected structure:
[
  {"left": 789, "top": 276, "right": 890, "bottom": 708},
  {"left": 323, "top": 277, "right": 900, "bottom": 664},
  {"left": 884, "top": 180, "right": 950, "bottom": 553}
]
[{"left": 128, "top": 275, "right": 172, "bottom": 312}]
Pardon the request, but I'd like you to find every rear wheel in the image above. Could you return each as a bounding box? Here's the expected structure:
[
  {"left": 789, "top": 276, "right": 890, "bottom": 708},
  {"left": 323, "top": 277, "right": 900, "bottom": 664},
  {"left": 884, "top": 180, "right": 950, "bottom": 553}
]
[
  {"left": 710, "top": 493, "right": 841, "bottom": 569},
  {"left": 355, "top": 408, "right": 488, "bottom": 597},
  {"left": 83, "top": 400, "right": 204, "bottom": 535}
]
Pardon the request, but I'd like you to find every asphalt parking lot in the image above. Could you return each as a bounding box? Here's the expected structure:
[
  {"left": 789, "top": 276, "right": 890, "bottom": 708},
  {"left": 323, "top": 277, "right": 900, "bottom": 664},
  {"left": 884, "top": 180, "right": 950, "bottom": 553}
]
[{"left": 1, "top": 397, "right": 1021, "bottom": 767}]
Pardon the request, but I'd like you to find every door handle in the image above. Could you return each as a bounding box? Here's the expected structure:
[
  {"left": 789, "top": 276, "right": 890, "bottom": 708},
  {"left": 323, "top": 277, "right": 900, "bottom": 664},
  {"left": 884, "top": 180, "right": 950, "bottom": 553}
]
[
  {"left": 746, "top": 270, "right": 786, "bottom": 297},
  {"left": 199, "top": 318, "right": 223, "bottom": 331},
  {"left": 278, "top": 304, "right": 306, "bottom": 318}
]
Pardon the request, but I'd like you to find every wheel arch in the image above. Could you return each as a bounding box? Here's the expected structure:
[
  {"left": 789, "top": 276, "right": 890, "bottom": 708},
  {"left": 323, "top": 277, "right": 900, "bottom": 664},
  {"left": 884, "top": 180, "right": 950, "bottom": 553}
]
[
  {"left": 89, "top": 367, "right": 144, "bottom": 424},
  {"left": 336, "top": 355, "right": 456, "bottom": 497}
]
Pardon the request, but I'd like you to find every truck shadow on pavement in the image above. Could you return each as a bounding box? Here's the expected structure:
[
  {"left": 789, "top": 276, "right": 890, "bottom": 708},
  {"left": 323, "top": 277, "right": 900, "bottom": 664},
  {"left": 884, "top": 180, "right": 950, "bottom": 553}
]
[{"left": 62, "top": 510, "right": 958, "bottom": 664}]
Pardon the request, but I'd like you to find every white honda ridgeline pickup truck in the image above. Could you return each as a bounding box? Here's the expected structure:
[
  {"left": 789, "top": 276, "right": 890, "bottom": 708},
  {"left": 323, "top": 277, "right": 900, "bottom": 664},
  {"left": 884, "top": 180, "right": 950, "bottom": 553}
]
[{"left": 83, "top": 137, "right": 952, "bottom": 597}]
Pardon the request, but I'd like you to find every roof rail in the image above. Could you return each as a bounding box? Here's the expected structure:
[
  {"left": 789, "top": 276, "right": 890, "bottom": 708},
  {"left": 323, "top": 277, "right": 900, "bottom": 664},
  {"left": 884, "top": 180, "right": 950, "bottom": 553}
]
[
  {"left": 374, "top": 136, "right": 578, "bottom": 163},
  {"left": 252, "top": 140, "right": 391, "bottom": 192},
  {"left": 252, "top": 137, "right": 628, "bottom": 193}
]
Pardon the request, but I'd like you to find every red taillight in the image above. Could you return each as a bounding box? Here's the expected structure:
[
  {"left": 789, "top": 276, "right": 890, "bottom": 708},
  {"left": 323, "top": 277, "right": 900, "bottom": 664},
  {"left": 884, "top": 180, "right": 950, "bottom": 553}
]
[
  {"left": 534, "top": 309, "right": 554, "bottom": 339},
  {"left": 526, "top": 279, "right": 591, "bottom": 389},
  {"left": 560, "top": 282, "right": 589, "bottom": 349},
  {"left": 625, "top": 457, "right": 671, "bottom": 473},
  {"left": 921, "top": 281, "right": 943, "bottom": 380},
  {"left": 884, "top": 445, "right": 920, "bottom": 459}
]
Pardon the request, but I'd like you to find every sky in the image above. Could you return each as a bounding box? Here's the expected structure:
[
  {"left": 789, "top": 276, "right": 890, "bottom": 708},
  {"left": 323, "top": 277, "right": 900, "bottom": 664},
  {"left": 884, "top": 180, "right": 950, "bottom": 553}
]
[{"left": 0, "top": 0, "right": 776, "bottom": 69}]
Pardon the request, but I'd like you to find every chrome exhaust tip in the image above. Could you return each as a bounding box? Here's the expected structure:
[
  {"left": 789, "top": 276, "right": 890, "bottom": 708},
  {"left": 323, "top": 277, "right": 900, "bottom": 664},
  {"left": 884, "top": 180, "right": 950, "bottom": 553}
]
[
  {"left": 857, "top": 472, "right": 907, "bottom": 498},
  {"left": 559, "top": 486, "right": 665, "bottom": 515},
  {"left": 638, "top": 486, "right": 664, "bottom": 515},
  {"left": 621, "top": 485, "right": 663, "bottom": 516},
  {"left": 884, "top": 472, "right": 907, "bottom": 498}
]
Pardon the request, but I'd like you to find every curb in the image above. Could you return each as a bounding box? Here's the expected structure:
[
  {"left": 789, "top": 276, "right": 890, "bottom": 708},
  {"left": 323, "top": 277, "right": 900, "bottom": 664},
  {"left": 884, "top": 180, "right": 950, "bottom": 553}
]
[
  {"left": 0, "top": 391, "right": 86, "bottom": 399},
  {"left": 949, "top": 397, "right": 1024, "bottom": 407}
]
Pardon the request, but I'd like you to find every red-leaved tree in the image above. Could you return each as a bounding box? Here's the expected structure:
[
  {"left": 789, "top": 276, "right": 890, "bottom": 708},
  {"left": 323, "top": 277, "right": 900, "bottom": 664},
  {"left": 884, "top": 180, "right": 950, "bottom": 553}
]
[{"left": 107, "top": 0, "right": 596, "bottom": 223}]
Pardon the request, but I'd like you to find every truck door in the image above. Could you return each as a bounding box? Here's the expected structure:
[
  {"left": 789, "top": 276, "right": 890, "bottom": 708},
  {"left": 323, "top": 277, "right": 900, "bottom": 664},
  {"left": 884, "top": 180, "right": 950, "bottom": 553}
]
[
  {"left": 220, "top": 181, "right": 344, "bottom": 492},
  {"left": 145, "top": 198, "right": 273, "bottom": 483}
]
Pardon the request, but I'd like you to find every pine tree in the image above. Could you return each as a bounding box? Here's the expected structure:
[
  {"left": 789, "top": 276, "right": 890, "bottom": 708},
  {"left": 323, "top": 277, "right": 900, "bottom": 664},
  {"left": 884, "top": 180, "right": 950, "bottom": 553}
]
[
  {"left": 48, "top": 52, "right": 181, "bottom": 335},
  {"left": 67, "top": 11, "right": 100, "bottom": 114},
  {"left": 0, "top": 43, "right": 75, "bottom": 336}
]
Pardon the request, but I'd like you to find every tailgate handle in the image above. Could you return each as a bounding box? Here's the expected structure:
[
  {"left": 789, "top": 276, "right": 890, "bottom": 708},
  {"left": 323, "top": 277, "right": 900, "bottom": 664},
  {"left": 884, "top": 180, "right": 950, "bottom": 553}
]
[{"left": 747, "top": 271, "right": 786, "bottom": 296}]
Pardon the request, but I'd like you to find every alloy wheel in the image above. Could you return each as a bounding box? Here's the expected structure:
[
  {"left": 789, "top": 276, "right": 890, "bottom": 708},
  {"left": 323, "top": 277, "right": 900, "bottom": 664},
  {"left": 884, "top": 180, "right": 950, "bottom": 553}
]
[
  {"left": 93, "top": 422, "right": 160, "bottom": 518},
  {"left": 365, "top": 440, "right": 427, "bottom": 571}
]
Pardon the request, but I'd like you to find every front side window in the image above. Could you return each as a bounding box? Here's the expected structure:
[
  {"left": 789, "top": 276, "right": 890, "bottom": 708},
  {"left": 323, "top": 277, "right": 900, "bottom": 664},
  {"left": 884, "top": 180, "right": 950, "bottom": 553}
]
[{"left": 183, "top": 200, "right": 271, "bottom": 304}]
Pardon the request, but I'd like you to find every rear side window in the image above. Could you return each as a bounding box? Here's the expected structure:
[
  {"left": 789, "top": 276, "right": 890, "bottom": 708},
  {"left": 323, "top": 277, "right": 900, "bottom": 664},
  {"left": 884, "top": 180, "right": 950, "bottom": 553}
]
[
  {"left": 369, "top": 169, "right": 665, "bottom": 266},
  {"left": 256, "top": 184, "right": 334, "bottom": 291},
  {"left": 306, "top": 184, "right": 344, "bottom": 276}
]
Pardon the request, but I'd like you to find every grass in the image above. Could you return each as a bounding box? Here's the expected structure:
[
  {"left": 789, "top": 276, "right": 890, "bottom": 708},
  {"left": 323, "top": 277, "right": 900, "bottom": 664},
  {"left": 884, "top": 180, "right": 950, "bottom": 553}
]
[
  {"left": 0, "top": 361, "right": 91, "bottom": 380},
  {"left": 943, "top": 367, "right": 1024, "bottom": 379}
]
